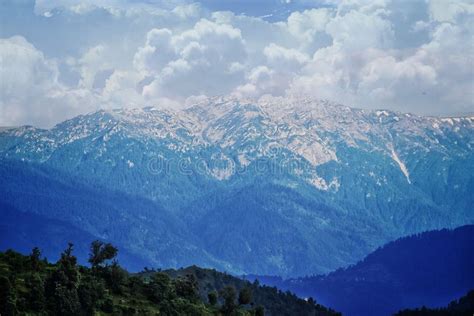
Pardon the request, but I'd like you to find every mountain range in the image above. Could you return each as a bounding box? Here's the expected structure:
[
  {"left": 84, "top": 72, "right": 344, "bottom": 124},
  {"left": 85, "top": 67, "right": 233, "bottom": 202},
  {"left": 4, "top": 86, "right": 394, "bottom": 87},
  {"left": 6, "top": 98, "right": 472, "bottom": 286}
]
[
  {"left": 246, "top": 225, "right": 474, "bottom": 316},
  {"left": 1, "top": 96, "right": 473, "bottom": 277}
]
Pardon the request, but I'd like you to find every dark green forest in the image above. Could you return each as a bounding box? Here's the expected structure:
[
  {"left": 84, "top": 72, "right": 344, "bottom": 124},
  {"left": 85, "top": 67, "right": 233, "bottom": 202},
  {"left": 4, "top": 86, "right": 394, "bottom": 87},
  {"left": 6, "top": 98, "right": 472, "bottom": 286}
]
[
  {"left": 0, "top": 241, "right": 339, "bottom": 316},
  {"left": 394, "top": 290, "right": 474, "bottom": 316}
]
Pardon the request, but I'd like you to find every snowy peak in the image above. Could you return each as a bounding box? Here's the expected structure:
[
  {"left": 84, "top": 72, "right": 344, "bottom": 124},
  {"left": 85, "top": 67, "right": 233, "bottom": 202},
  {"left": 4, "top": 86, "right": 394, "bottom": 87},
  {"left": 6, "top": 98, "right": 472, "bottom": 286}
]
[{"left": 0, "top": 97, "right": 473, "bottom": 184}]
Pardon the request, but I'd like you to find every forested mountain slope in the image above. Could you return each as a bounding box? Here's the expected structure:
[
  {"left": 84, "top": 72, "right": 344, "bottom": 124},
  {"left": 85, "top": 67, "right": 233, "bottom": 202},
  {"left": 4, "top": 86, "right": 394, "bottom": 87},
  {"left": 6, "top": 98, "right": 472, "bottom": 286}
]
[
  {"left": 1, "top": 96, "right": 473, "bottom": 276},
  {"left": 248, "top": 225, "right": 474, "bottom": 316}
]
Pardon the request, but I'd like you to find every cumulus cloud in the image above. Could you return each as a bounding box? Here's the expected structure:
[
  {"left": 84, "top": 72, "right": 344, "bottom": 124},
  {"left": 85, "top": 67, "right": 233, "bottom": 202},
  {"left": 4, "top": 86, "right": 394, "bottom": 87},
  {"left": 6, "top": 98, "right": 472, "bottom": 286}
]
[
  {"left": 264, "top": 43, "right": 309, "bottom": 69},
  {"left": 137, "top": 19, "right": 247, "bottom": 100},
  {"left": 428, "top": 0, "right": 474, "bottom": 23},
  {"left": 0, "top": 36, "right": 59, "bottom": 100},
  {"left": 0, "top": 36, "right": 95, "bottom": 127},
  {"left": 134, "top": 29, "right": 175, "bottom": 76},
  {"left": 286, "top": 0, "right": 473, "bottom": 114},
  {"left": 77, "top": 45, "right": 114, "bottom": 89},
  {"left": 1, "top": 0, "right": 473, "bottom": 127},
  {"left": 286, "top": 8, "right": 332, "bottom": 49},
  {"left": 233, "top": 66, "right": 282, "bottom": 98}
]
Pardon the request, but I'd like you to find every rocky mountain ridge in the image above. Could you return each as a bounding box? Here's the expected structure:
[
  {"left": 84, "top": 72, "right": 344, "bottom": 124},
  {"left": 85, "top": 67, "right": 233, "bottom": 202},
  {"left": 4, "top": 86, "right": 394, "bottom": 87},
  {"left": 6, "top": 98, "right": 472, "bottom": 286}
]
[{"left": 1, "top": 96, "right": 472, "bottom": 276}]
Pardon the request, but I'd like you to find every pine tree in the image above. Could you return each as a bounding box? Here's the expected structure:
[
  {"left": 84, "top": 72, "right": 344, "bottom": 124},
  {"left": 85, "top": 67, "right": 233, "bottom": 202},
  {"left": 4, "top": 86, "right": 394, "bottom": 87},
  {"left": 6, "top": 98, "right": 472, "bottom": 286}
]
[
  {"left": 238, "top": 286, "right": 252, "bottom": 305},
  {"left": 208, "top": 291, "right": 218, "bottom": 306},
  {"left": 106, "top": 260, "right": 127, "bottom": 294},
  {"left": 255, "top": 305, "right": 265, "bottom": 316},
  {"left": 26, "top": 273, "right": 45, "bottom": 312},
  {"left": 0, "top": 276, "right": 17, "bottom": 316},
  {"left": 175, "top": 274, "right": 199, "bottom": 301},
  {"left": 78, "top": 274, "right": 105, "bottom": 314},
  {"left": 45, "top": 243, "right": 81, "bottom": 315},
  {"left": 146, "top": 272, "right": 175, "bottom": 303},
  {"left": 219, "top": 285, "right": 237, "bottom": 315},
  {"left": 29, "top": 247, "right": 42, "bottom": 271}
]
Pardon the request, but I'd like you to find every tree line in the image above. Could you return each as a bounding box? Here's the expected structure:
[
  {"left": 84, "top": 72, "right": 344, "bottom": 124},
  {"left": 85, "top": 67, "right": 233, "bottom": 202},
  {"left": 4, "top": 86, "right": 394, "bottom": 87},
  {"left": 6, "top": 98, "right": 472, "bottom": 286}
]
[{"left": 0, "top": 241, "right": 338, "bottom": 316}]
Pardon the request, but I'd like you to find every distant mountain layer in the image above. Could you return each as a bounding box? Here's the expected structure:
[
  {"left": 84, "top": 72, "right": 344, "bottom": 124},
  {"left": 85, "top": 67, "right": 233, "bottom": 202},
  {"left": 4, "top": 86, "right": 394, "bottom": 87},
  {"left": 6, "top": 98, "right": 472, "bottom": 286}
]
[
  {"left": 248, "top": 225, "right": 474, "bottom": 316},
  {"left": 0, "top": 200, "right": 149, "bottom": 271},
  {"left": 395, "top": 290, "right": 474, "bottom": 316},
  {"left": 0, "top": 96, "right": 473, "bottom": 276}
]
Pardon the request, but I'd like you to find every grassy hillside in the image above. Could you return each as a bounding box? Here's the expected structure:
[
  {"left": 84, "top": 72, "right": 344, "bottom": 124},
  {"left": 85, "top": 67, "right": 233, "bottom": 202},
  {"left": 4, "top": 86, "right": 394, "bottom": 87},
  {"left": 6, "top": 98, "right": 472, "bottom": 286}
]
[{"left": 0, "top": 242, "right": 339, "bottom": 316}]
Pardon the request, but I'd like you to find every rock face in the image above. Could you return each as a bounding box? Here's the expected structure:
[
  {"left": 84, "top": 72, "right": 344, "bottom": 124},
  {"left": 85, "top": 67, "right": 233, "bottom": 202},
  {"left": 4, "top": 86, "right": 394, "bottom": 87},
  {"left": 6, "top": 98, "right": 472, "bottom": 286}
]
[{"left": 1, "top": 96, "right": 473, "bottom": 276}]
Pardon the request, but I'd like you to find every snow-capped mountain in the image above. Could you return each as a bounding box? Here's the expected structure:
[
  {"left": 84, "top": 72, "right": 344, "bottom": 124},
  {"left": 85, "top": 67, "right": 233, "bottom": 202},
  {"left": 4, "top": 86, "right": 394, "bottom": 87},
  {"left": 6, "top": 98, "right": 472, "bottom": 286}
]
[{"left": 1, "top": 96, "right": 473, "bottom": 276}]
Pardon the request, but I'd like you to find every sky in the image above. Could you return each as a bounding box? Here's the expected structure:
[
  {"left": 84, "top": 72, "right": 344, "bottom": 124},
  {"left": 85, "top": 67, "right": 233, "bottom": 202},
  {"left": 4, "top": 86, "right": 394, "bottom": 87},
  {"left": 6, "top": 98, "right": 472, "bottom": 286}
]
[{"left": 0, "top": 0, "right": 473, "bottom": 127}]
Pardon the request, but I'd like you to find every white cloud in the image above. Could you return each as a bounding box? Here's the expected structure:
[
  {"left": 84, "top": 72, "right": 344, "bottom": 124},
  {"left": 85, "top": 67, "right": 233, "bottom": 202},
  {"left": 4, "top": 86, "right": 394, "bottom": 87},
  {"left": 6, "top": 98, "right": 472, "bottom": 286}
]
[
  {"left": 287, "top": 0, "right": 473, "bottom": 114},
  {"left": 137, "top": 19, "right": 247, "bottom": 100},
  {"left": 77, "top": 45, "right": 114, "bottom": 89},
  {"left": 357, "top": 51, "right": 438, "bottom": 102},
  {"left": 286, "top": 8, "right": 332, "bottom": 42},
  {"left": 1, "top": 0, "right": 473, "bottom": 127},
  {"left": 0, "top": 36, "right": 97, "bottom": 127},
  {"left": 428, "top": 0, "right": 474, "bottom": 23},
  {"left": 0, "top": 36, "right": 59, "bottom": 99},
  {"left": 133, "top": 28, "right": 175, "bottom": 76},
  {"left": 102, "top": 70, "right": 144, "bottom": 106},
  {"left": 419, "top": 21, "right": 474, "bottom": 112},
  {"left": 233, "top": 66, "right": 285, "bottom": 98},
  {"left": 334, "top": 0, "right": 391, "bottom": 14},
  {"left": 326, "top": 9, "right": 394, "bottom": 50},
  {"left": 411, "top": 20, "right": 431, "bottom": 32},
  {"left": 264, "top": 43, "right": 309, "bottom": 68}
]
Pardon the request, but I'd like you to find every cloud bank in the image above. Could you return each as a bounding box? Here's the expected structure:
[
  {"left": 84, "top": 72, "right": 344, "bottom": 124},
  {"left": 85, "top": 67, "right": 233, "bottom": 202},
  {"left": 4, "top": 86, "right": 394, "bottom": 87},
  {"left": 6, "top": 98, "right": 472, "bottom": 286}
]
[{"left": 0, "top": 0, "right": 473, "bottom": 127}]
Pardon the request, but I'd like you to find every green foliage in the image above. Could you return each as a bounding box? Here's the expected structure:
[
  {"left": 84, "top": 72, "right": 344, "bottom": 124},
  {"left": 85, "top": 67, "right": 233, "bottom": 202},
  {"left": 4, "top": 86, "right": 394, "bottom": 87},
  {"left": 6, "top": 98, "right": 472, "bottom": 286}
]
[
  {"left": 0, "top": 242, "right": 340, "bottom": 316},
  {"left": 208, "top": 290, "right": 218, "bottom": 305},
  {"left": 25, "top": 273, "right": 46, "bottom": 312},
  {"left": 255, "top": 305, "right": 265, "bottom": 316},
  {"left": 238, "top": 286, "right": 252, "bottom": 305},
  {"left": 88, "top": 240, "right": 118, "bottom": 269},
  {"left": 104, "top": 260, "right": 128, "bottom": 294},
  {"left": 146, "top": 272, "right": 175, "bottom": 303},
  {"left": 29, "top": 247, "right": 42, "bottom": 271},
  {"left": 44, "top": 243, "right": 82, "bottom": 315},
  {"left": 174, "top": 274, "right": 199, "bottom": 302},
  {"left": 57, "top": 242, "right": 79, "bottom": 288},
  {"left": 164, "top": 266, "right": 339, "bottom": 316},
  {"left": 0, "top": 276, "right": 17, "bottom": 316},
  {"left": 77, "top": 274, "right": 105, "bottom": 314},
  {"left": 220, "top": 285, "right": 237, "bottom": 315}
]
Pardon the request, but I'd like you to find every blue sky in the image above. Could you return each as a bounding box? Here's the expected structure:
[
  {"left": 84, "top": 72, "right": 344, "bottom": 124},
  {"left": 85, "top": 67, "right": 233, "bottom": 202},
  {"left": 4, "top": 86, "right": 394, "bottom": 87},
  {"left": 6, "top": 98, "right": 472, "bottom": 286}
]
[{"left": 0, "top": 0, "right": 473, "bottom": 127}]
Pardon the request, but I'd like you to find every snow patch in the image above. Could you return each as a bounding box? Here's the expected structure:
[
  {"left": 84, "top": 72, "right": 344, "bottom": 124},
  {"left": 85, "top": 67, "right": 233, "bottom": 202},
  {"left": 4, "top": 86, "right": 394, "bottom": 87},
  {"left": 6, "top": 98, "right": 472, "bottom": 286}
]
[
  {"left": 389, "top": 145, "right": 411, "bottom": 184},
  {"left": 238, "top": 154, "right": 250, "bottom": 166},
  {"left": 308, "top": 175, "right": 340, "bottom": 191},
  {"left": 441, "top": 118, "right": 454, "bottom": 125},
  {"left": 210, "top": 167, "right": 233, "bottom": 180},
  {"left": 208, "top": 154, "right": 235, "bottom": 180},
  {"left": 309, "top": 176, "right": 328, "bottom": 190},
  {"left": 376, "top": 110, "right": 389, "bottom": 117}
]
